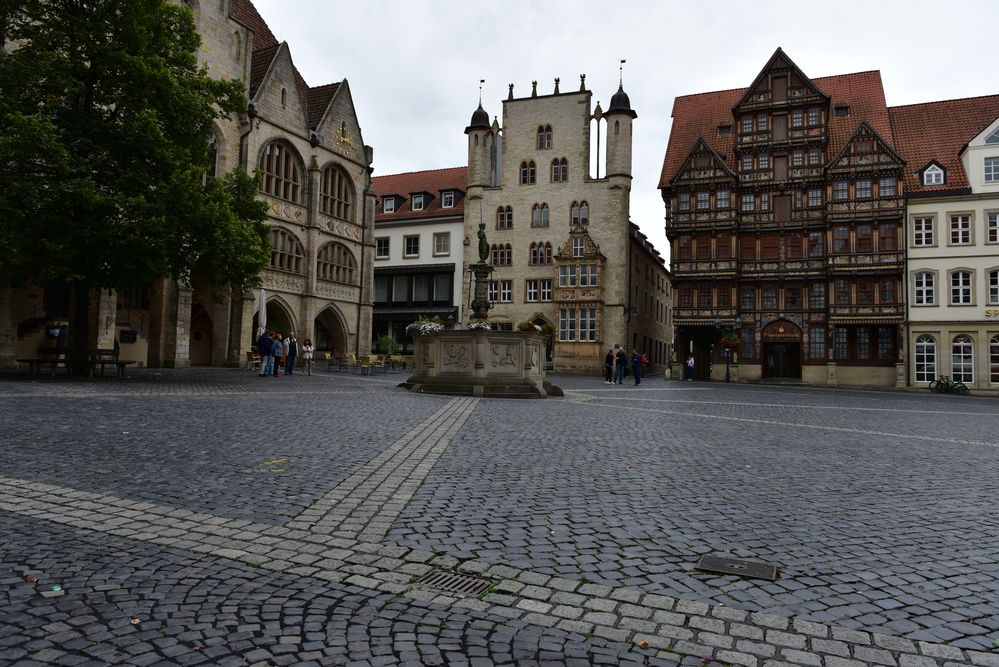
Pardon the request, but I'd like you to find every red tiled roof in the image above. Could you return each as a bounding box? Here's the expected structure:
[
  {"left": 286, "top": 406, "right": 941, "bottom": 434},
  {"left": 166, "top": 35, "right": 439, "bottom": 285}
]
[
  {"left": 889, "top": 95, "right": 999, "bottom": 193},
  {"left": 372, "top": 167, "right": 468, "bottom": 223},
  {"left": 659, "top": 70, "right": 892, "bottom": 189},
  {"left": 307, "top": 83, "right": 340, "bottom": 129},
  {"left": 228, "top": 0, "right": 277, "bottom": 49},
  {"left": 248, "top": 42, "right": 279, "bottom": 97}
]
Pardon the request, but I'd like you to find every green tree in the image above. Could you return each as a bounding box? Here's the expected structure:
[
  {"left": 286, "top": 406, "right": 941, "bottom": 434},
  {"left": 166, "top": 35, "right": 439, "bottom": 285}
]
[{"left": 0, "top": 0, "right": 269, "bottom": 370}]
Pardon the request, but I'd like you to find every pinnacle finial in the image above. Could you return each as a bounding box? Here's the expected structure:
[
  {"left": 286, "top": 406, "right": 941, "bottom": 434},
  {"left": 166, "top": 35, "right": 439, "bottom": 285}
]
[
  {"left": 507, "top": 83, "right": 514, "bottom": 100},
  {"left": 554, "top": 77, "right": 560, "bottom": 95},
  {"left": 531, "top": 81, "right": 537, "bottom": 97},
  {"left": 579, "top": 74, "right": 586, "bottom": 92}
]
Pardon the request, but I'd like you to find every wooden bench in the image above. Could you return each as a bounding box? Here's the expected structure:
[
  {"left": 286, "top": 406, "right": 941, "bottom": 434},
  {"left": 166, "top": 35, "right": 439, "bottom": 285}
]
[
  {"left": 88, "top": 348, "right": 135, "bottom": 378},
  {"left": 17, "top": 348, "right": 69, "bottom": 376}
]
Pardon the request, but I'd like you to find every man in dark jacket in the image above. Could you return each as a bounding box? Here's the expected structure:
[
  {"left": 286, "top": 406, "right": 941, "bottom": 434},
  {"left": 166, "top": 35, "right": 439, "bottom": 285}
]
[
  {"left": 604, "top": 349, "right": 614, "bottom": 384},
  {"left": 257, "top": 330, "right": 273, "bottom": 376},
  {"left": 631, "top": 349, "right": 643, "bottom": 385},
  {"left": 614, "top": 348, "right": 627, "bottom": 384}
]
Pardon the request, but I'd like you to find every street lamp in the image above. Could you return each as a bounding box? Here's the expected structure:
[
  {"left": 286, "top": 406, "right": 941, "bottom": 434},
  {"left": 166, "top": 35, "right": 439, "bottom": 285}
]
[{"left": 715, "top": 316, "right": 743, "bottom": 383}]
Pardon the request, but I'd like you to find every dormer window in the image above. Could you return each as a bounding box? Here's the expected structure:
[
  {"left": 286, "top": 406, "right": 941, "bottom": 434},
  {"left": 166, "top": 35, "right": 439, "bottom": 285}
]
[
  {"left": 985, "top": 127, "right": 999, "bottom": 145},
  {"left": 441, "top": 191, "right": 455, "bottom": 208},
  {"left": 383, "top": 197, "right": 395, "bottom": 213},
  {"left": 923, "top": 164, "right": 945, "bottom": 186},
  {"left": 412, "top": 194, "right": 425, "bottom": 211},
  {"left": 717, "top": 124, "right": 732, "bottom": 137},
  {"left": 834, "top": 105, "right": 850, "bottom": 117}
]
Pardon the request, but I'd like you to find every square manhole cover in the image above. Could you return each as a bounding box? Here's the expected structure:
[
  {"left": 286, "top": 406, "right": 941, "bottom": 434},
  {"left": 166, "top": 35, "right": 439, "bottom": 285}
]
[
  {"left": 418, "top": 570, "right": 494, "bottom": 596},
  {"left": 696, "top": 554, "right": 778, "bottom": 581}
]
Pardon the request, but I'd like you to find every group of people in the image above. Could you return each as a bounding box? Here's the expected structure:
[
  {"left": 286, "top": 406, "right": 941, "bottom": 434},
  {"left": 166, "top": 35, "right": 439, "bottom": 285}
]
[
  {"left": 604, "top": 347, "right": 648, "bottom": 385},
  {"left": 256, "top": 330, "right": 315, "bottom": 377}
]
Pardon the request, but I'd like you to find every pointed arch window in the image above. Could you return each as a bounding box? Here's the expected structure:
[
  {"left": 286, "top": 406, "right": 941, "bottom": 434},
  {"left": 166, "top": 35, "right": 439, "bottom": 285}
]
[
  {"left": 537, "top": 125, "right": 553, "bottom": 149},
  {"left": 520, "top": 161, "right": 537, "bottom": 184},
  {"left": 914, "top": 334, "right": 937, "bottom": 383},
  {"left": 530, "top": 241, "right": 553, "bottom": 265},
  {"left": 317, "top": 242, "right": 357, "bottom": 284},
  {"left": 258, "top": 141, "right": 303, "bottom": 203},
  {"left": 203, "top": 133, "right": 219, "bottom": 185},
  {"left": 531, "top": 203, "right": 549, "bottom": 227},
  {"left": 269, "top": 227, "right": 304, "bottom": 274},
  {"left": 496, "top": 206, "right": 513, "bottom": 229},
  {"left": 551, "top": 158, "right": 568, "bottom": 182},
  {"left": 490, "top": 243, "right": 512, "bottom": 266},
  {"left": 570, "top": 201, "right": 590, "bottom": 225},
  {"left": 320, "top": 164, "right": 354, "bottom": 222}
]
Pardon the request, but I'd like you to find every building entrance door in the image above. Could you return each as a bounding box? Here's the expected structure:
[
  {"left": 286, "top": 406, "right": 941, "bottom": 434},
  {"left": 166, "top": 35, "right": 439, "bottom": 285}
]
[{"left": 764, "top": 342, "right": 801, "bottom": 379}]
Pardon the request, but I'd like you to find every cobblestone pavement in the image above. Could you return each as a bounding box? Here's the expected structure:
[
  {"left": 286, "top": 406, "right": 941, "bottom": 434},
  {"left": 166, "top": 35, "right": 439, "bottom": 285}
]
[{"left": 1, "top": 368, "right": 999, "bottom": 666}]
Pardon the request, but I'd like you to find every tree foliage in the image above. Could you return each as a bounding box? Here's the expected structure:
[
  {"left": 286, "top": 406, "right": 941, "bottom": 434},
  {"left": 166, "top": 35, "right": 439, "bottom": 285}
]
[{"left": 0, "top": 0, "right": 270, "bottom": 296}]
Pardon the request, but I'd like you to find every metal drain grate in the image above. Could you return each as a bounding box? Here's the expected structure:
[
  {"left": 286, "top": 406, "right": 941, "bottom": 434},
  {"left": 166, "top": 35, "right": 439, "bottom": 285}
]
[
  {"left": 418, "top": 570, "right": 494, "bottom": 596},
  {"left": 696, "top": 554, "right": 778, "bottom": 581}
]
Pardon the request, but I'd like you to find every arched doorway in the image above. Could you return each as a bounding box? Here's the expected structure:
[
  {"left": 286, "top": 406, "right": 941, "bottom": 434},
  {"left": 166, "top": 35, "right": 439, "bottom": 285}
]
[
  {"left": 189, "top": 302, "right": 213, "bottom": 366},
  {"left": 251, "top": 298, "right": 297, "bottom": 343},
  {"left": 314, "top": 306, "right": 348, "bottom": 355},
  {"left": 761, "top": 320, "right": 802, "bottom": 379},
  {"left": 530, "top": 314, "right": 555, "bottom": 363}
]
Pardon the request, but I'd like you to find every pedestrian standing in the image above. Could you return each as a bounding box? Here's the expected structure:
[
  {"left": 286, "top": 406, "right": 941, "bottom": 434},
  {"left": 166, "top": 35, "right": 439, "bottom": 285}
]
[
  {"left": 272, "top": 333, "right": 283, "bottom": 376},
  {"left": 631, "top": 349, "right": 643, "bottom": 385},
  {"left": 284, "top": 332, "right": 298, "bottom": 375},
  {"left": 604, "top": 349, "right": 614, "bottom": 384},
  {"left": 302, "top": 338, "right": 314, "bottom": 376},
  {"left": 687, "top": 354, "right": 695, "bottom": 381},
  {"left": 615, "top": 347, "right": 627, "bottom": 384},
  {"left": 257, "top": 330, "right": 273, "bottom": 377}
]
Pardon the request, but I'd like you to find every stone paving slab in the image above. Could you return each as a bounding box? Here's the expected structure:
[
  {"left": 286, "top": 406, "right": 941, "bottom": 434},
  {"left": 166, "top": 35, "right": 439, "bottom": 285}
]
[{"left": 0, "top": 474, "right": 992, "bottom": 666}]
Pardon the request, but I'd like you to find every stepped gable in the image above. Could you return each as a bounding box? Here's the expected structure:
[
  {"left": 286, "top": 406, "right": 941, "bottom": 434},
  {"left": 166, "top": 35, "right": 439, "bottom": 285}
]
[
  {"left": 372, "top": 167, "right": 468, "bottom": 222},
  {"left": 659, "top": 70, "right": 891, "bottom": 189},
  {"left": 889, "top": 94, "right": 999, "bottom": 193}
]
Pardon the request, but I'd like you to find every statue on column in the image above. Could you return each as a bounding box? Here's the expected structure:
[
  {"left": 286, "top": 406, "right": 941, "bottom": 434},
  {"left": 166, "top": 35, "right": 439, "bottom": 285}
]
[{"left": 477, "top": 222, "right": 489, "bottom": 263}]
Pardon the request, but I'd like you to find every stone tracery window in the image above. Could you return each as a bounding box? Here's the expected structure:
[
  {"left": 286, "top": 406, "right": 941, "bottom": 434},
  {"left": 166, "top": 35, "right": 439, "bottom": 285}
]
[
  {"left": 258, "top": 141, "right": 303, "bottom": 203},
  {"left": 317, "top": 242, "right": 357, "bottom": 284},
  {"left": 320, "top": 164, "right": 354, "bottom": 222},
  {"left": 269, "top": 228, "right": 304, "bottom": 273}
]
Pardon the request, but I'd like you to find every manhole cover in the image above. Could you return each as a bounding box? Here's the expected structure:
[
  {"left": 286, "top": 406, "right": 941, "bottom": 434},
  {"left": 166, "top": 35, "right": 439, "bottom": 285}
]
[
  {"left": 696, "top": 554, "right": 778, "bottom": 581},
  {"left": 418, "top": 570, "right": 494, "bottom": 596}
]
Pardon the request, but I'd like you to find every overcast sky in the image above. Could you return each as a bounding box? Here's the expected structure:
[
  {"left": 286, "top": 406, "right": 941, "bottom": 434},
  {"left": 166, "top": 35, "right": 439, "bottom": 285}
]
[{"left": 254, "top": 0, "right": 998, "bottom": 260}]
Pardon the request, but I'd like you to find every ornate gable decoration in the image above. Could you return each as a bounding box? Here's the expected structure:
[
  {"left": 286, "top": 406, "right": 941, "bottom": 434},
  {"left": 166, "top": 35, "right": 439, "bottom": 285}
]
[
  {"left": 554, "top": 229, "right": 604, "bottom": 261},
  {"left": 826, "top": 121, "right": 904, "bottom": 174},
  {"left": 671, "top": 137, "right": 737, "bottom": 186},
  {"left": 733, "top": 47, "right": 829, "bottom": 113}
]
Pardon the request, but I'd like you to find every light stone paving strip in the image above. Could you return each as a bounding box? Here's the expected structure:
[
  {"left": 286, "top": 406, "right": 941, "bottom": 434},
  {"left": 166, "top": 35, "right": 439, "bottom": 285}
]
[
  {"left": 286, "top": 396, "right": 479, "bottom": 542},
  {"left": 0, "top": 476, "right": 992, "bottom": 667}
]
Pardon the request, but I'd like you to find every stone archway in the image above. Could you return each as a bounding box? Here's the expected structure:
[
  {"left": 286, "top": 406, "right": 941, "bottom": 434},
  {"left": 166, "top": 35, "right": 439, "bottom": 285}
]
[
  {"left": 314, "top": 305, "right": 349, "bottom": 355},
  {"left": 189, "top": 302, "right": 213, "bottom": 366},
  {"left": 251, "top": 297, "right": 297, "bottom": 343},
  {"left": 761, "top": 319, "right": 802, "bottom": 379}
]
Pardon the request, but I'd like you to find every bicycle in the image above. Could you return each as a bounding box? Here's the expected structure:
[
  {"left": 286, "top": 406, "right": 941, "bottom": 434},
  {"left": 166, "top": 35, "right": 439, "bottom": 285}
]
[{"left": 928, "top": 375, "right": 969, "bottom": 395}]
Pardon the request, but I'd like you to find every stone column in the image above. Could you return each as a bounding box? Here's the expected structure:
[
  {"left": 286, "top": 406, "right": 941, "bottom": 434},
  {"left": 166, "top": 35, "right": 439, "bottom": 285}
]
[
  {"left": 88, "top": 288, "right": 117, "bottom": 350},
  {"left": 0, "top": 287, "right": 16, "bottom": 369},
  {"left": 826, "top": 361, "right": 837, "bottom": 387},
  {"left": 147, "top": 279, "right": 193, "bottom": 368},
  {"left": 211, "top": 296, "right": 233, "bottom": 367}
]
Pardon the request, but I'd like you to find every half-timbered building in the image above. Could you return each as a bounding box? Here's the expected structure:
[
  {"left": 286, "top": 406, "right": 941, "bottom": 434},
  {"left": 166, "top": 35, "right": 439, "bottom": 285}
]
[{"left": 660, "top": 49, "right": 905, "bottom": 386}]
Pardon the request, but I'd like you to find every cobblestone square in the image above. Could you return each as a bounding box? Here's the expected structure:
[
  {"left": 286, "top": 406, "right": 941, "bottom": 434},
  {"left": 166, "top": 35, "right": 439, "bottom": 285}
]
[{"left": 1, "top": 369, "right": 997, "bottom": 665}]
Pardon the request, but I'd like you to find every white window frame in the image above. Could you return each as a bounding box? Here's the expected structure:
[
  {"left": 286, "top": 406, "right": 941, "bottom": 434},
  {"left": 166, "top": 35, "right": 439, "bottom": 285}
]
[
  {"left": 913, "top": 217, "right": 935, "bottom": 247},
  {"left": 403, "top": 234, "right": 419, "bottom": 258},
  {"left": 879, "top": 177, "right": 896, "bottom": 197},
  {"left": 832, "top": 181, "right": 848, "bottom": 200},
  {"left": 855, "top": 179, "right": 872, "bottom": 199},
  {"left": 988, "top": 269, "right": 999, "bottom": 305},
  {"left": 572, "top": 238, "right": 585, "bottom": 258},
  {"left": 949, "top": 214, "right": 972, "bottom": 245},
  {"left": 433, "top": 232, "right": 450, "bottom": 257},
  {"left": 988, "top": 211, "right": 999, "bottom": 244},
  {"left": 526, "top": 280, "right": 538, "bottom": 302},
  {"left": 985, "top": 157, "right": 999, "bottom": 183},
  {"left": 540, "top": 279, "right": 552, "bottom": 302},
  {"left": 696, "top": 191, "right": 710, "bottom": 210},
  {"left": 740, "top": 194, "right": 754, "bottom": 212},
  {"left": 923, "top": 164, "right": 944, "bottom": 186},
  {"left": 500, "top": 280, "right": 512, "bottom": 303},
  {"left": 807, "top": 188, "right": 822, "bottom": 207},
  {"left": 375, "top": 237, "right": 389, "bottom": 259},
  {"left": 914, "top": 334, "right": 937, "bottom": 383},
  {"left": 383, "top": 197, "right": 395, "bottom": 213},
  {"left": 716, "top": 190, "right": 729, "bottom": 208},
  {"left": 952, "top": 334, "right": 974, "bottom": 383},
  {"left": 411, "top": 194, "right": 424, "bottom": 211},
  {"left": 950, "top": 270, "right": 973, "bottom": 305},
  {"left": 487, "top": 281, "right": 498, "bottom": 303},
  {"left": 913, "top": 271, "right": 936, "bottom": 306},
  {"left": 441, "top": 191, "right": 455, "bottom": 208}
]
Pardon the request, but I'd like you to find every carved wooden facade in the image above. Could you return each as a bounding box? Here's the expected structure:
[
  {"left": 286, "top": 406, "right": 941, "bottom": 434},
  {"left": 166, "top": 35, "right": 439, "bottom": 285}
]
[{"left": 661, "top": 49, "right": 904, "bottom": 384}]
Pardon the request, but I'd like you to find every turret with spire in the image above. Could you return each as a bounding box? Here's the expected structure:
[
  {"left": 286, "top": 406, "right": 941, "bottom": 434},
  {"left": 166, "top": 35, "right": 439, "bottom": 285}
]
[
  {"left": 604, "top": 60, "right": 636, "bottom": 179},
  {"left": 466, "top": 80, "right": 493, "bottom": 189}
]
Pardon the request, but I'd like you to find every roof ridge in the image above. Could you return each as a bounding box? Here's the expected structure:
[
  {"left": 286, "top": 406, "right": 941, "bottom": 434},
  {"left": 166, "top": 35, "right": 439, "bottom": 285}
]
[
  {"left": 374, "top": 166, "right": 467, "bottom": 179},
  {"left": 673, "top": 70, "right": 882, "bottom": 102},
  {"left": 889, "top": 92, "right": 999, "bottom": 110}
]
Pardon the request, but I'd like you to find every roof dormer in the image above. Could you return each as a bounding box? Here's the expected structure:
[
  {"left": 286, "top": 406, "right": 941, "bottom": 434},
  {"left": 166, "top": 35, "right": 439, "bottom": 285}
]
[{"left": 919, "top": 161, "right": 946, "bottom": 187}]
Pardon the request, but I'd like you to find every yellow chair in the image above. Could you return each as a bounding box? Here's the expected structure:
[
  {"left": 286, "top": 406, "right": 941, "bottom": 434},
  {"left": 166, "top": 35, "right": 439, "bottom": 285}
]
[
  {"left": 357, "top": 355, "right": 371, "bottom": 375},
  {"left": 344, "top": 353, "right": 358, "bottom": 373},
  {"left": 245, "top": 350, "right": 260, "bottom": 371}
]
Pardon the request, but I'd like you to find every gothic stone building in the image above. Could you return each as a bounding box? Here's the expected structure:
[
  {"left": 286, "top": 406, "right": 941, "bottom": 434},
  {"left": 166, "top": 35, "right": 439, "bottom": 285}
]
[
  {"left": 7, "top": 0, "right": 374, "bottom": 368},
  {"left": 463, "top": 78, "right": 672, "bottom": 373},
  {"left": 661, "top": 49, "right": 905, "bottom": 386}
]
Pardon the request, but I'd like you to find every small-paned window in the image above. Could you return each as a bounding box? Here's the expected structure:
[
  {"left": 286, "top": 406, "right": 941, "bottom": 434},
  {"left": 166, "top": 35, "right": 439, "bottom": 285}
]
[
  {"left": 807, "top": 107, "right": 820, "bottom": 125},
  {"left": 572, "top": 237, "right": 585, "bottom": 257},
  {"left": 531, "top": 203, "right": 549, "bottom": 227},
  {"left": 741, "top": 117, "right": 753, "bottom": 134},
  {"left": 383, "top": 197, "right": 395, "bottom": 213},
  {"left": 742, "top": 155, "right": 753, "bottom": 172},
  {"left": 915, "top": 335, "right": 936, "bottom": 382},
  {"left": 923, "top": 164, "right": 944, "bottom": 186},
  {"left": 913, "top": 217, "right": 934, "bottom": 246},
  {"left": 809, "top": 283, "right": 825, "bottom": 309},
  {"left": 952, "top": 335, "right": 974, "bottom": 383},
  {"left": 740, "top": 328, "right": 757, "bottom": 359},
  {"left": 696, "top": 192, "right": 710, "bottom": 209},
  {"left": 258, "top": 142, "right": 303, "bottom": 203},
  {"left": 807, "top": 188, "right": 822, "bottom": 207},
  {"left": 985, "top": 157, "right": 999, "bottom": 183},
  {"left": 411, "top": 194, "right": 424, "bottom": 211},
  {"left": 856, "top": 224, "right": 873, "bottom": 252},
  {"left": 442, "top": 191, "right": 455, "bottom": 208},
  {"left": 879, "top": 223, "right": 898, "bottom": 251},
  {"left": 833, "top": 226, "right": 850, "bottom": 253},
  {"left": 496, "top": 206, "right": 513, "bottom": 229},
  {"left": 950, "top": 214, "right": 972, "bottom": 245},
  {"left": 879, "top": 177, "right": 896, "bottom": 197},
  {"left": 791, "top": 109, "right": 803, "bottom": 127},
  {"left": 434, "top": 232, "right": 450, "bottom": 256},
  {"left": 808, "top": 149, "right": 822, "bottom": 165},
  {"left": 808, "top": 232, "right": 824, "bottom": 257},
  {"left": 716, "top": 190, "right": 729, "bottom": 208},
  {"left": 988, "top": 211, "right": 998, "bottom": 243},
  {"left": 809, "top": 329, "right": 825, "bottom": 360},
  {"left": 951, "top": 271, "right": 973, "bottom": 304},
  {"left": 739, "top": 287, "right": 755, "bottom": 310},
  {"left": 520, "top": 161, "right": 536, "bottom": 184},
  {"left": 792, "top": 150, "right": 804, "bottom": 166},
  {"left": 833, "top": 327, "right": 849, "bottom": 359},
  {"left": 404, "top": 234, "right": 419, "bottom": 257},
  {"left": 537, "top": 125, "right": 553, "bottom": 149},
  {"left": 990, "top": 269, "right": 999, "bottom": 305},
  {"left": 758, "top": 154, "right": 770, "bottom": 170},
  {"left": 757, "top": 114, "right": 768, "bottom": 131},
  {"left": 678, "top": 193, "right": 690, "bottom": 211},
  {"left": 375, "top": 237, "right": 389, "bottom": 259},
  {"left": 833, "top": 181, "right": 848, "bottom": 200},
  {"left": 855, "top": 179, "right": 872, "bottom": 199},
  {"left": 740, "top": 194, "right": 755, "bottom": 212},
  {"left": 914, "top": 272, "right": 935, "bottom": 305}
]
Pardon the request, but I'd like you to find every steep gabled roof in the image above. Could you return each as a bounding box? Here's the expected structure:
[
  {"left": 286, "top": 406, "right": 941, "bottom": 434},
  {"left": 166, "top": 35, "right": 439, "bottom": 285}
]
[
  {"left": 228, "top": 0, "right": 277, "bottom": 49},
  {"left": 825, "top": 120, "right": 904, "bottom": 171},
  {"left": 373, "top": 167, "right": 468, "bottom": 223},
  {"left": 889, "top": 94, "right": 999, "bottom": 193},
  {"left": 734, "top": 47, "right": 829, "bottom": 111},
  {"left": 307, "top": 83, "right": 341, "bottom": 129},
  {"left": 248, "top": 42, "right": 280, "bottom": 97}
]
